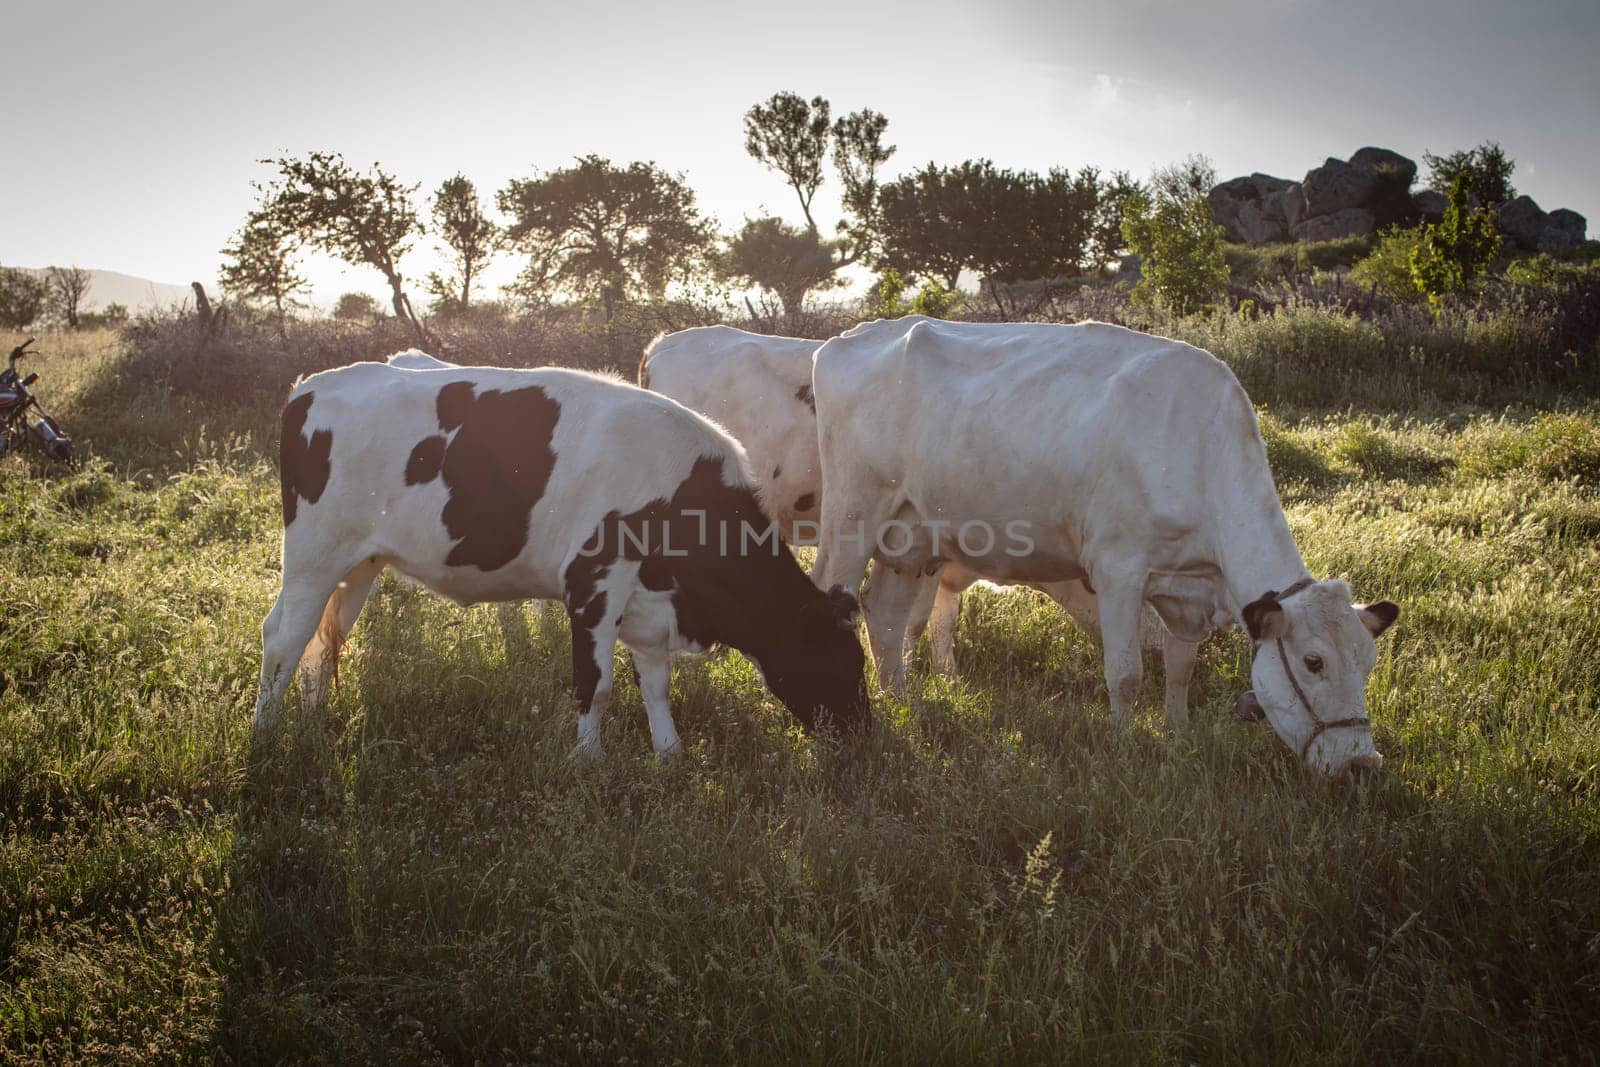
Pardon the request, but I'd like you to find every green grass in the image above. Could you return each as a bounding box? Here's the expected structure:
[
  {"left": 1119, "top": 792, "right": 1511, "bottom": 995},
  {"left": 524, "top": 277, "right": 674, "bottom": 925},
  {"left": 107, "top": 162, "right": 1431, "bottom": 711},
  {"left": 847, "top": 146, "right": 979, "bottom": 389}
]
[{"left": 3, "top": 329, "right": 1599, "bottom": 1062}]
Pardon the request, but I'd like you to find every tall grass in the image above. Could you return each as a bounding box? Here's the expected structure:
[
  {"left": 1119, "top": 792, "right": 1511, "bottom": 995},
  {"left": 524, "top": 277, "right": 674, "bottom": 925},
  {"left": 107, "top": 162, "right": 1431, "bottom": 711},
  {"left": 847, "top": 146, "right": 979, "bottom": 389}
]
[{"left": 2, "top": 329, "right": 1598, "bottom": 1061}]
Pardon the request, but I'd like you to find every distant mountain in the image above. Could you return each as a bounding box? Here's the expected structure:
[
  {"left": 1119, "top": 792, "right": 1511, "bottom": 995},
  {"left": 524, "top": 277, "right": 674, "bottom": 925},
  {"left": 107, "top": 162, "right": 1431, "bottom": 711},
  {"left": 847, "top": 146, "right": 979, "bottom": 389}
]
[{"left": 18, "top": 267, "right": 196, "bottom": 313}]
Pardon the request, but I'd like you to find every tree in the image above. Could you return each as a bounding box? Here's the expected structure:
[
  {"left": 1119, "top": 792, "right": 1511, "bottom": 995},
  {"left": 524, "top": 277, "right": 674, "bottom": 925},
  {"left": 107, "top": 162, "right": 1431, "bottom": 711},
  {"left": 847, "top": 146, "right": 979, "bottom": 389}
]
[
  {"left": 426, "top": 174, "right": 498, "bottom": 314},
  {"left": 720, "top": 216, "right": 840, "bottom": 317},
  {"left": 253, "top": 152, "right": 423, "bottom": 335},
  {"left": 1149, "top": 153, "right": 1217, "bottom": 207},
  {"left": 1121, "top": 189, "right": 1229, "bottom": 315},
  {"left": 1090, "top": 170, "right": 1146, "bottom": 266},
  {"left": 46, "top": 266, "right": 92, "bottom": 328},
  {"left": 332, "top": 291, "right": 384, "bottom": 322},
  {"left": 876, "top": 160, "right": 1101, "bottom": 310},
  {"left": 0, "top": 267, "right": 48, "bottom": 330},
  {"left": 743, "top": 92, "right": 895, "bottom": 269},
  {"left": 1409, "top": 175, "right": 1498, "bottom": 308},
  {"left": 1423, "top": 142, "right": 1516, "bottom": 207},
  {"left": 220, "top": 217, "right": 308, "bottom": 323},
  {"left": 828, "top": 108, "right": 895, "bottom": 264},
  {"left": 744, "top": 92, "right": 831, "bottom": 231},
  {"left": 498, "top": 155, "right": 713, "bottom": 322}
]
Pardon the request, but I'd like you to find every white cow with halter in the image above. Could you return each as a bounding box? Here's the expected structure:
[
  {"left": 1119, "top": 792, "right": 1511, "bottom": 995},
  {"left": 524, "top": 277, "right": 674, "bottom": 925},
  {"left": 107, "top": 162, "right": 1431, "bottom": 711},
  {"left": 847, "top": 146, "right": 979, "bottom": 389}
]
[{"left": 810, "top": 317, "right": 1399, "bottom": 776}]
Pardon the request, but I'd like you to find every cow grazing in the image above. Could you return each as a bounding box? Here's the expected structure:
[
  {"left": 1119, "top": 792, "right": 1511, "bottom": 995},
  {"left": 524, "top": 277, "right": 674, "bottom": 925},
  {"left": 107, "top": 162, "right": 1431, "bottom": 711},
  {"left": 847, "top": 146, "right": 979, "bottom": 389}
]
[
  {"left": 641, "top": 325, "right": 1163, "bottom": 688},
  {"left": 256, "top": 356, "right": 869, "bottom": 756},
  {"left": 810, "top": 317, "right": 1399, "bottom": 776}
]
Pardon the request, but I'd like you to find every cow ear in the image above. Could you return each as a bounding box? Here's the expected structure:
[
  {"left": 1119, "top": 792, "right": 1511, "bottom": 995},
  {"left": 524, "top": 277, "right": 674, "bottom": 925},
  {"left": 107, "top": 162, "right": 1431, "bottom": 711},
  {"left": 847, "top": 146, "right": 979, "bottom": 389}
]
[
  {"left": 1358, "top": 600, "right": 1399, "bottom": 638},
  {"left": 826, "top": 584, "right": 861, "bottom": 627},
  {"left": 1242, "top": 596, "right": 1287, "bottom": 641}
]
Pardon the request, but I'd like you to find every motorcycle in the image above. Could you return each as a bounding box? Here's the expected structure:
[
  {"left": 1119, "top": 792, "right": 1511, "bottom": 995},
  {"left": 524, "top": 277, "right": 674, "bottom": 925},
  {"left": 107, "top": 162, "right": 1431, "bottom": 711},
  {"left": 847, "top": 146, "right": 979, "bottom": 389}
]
[{"left": 0, "top": 339, "right": 75, "bottom": 464}]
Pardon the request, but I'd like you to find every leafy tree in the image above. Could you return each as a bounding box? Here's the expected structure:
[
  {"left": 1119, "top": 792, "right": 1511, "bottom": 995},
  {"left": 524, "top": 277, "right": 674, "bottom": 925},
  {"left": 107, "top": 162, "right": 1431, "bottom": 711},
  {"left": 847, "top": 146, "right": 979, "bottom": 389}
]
[
  {"left": 220, "top": 217, "right": 308, "bottom": 323},
  {"left": 1091, "top": 170, "right": 1146, "bottom": 266},
  {"left": 426, "top": 174, "right": 498, "bottom": 314},
  {"left": 46, "top": 266, "right": 92, "bottom": 328},
  {"left": 1423, "top": 142, "right": 1516, "bottom": 207},
  {"left": 332, "top": 291, "right": 384, "bottom": 322},
  {"left": 720, "top": 216, "right": 840, "bottom": 317},
  {"left": 1149, "top": 153, "right": 1216, "bottom": 207},
  {"left": 877, "top": 160, "right": 1101, "bottom": 310},
  {"left": 743, "top": 91, "right": 895, "bottom": 268},
  {"left": 866, "top": 268, "right": 957, "bottom": 320},
  {"left": 828, "top": 108, "right": 895, "bottom": 264},
  {"left": 0, "top": 267, "right": 48, "bottom": 330},
  {"left": 1409, "top": 175, "right": 1498, "bottom": 308},
  {"left": 1121, "top": 189, "right": 1229, "bottom": 315},
  {"left": 253, "top": 152, "right": 423, "bottom": 334},
  {"left": 744, "top": 92, "right": 831, "bottom": 231},
  {"left": 498, "top": 155, "right": 713, "bottom": 322}
]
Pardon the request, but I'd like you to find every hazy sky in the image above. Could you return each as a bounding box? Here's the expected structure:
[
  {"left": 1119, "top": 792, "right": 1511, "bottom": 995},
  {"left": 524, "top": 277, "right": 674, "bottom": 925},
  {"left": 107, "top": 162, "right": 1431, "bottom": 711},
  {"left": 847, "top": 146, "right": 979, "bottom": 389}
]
[{"left": 5, "top": 0, "right": 1596, "bottom": 303}]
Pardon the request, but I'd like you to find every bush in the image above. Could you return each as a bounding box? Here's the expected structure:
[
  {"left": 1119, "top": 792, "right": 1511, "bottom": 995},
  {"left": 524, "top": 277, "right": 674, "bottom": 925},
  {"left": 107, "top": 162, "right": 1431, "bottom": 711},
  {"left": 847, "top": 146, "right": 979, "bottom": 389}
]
[
  {"left": 1457, "top": 413, "right": 1600, "bottom": 482},
  {"left": 1410, "top": 176, "right": 1498, "bottom": 308},
  {"left": 1351, "top": 228, "right": 1426, "bottom": 302},
  {"left": 1121, "top": 193, "right": 1228, "bottom": 315}
]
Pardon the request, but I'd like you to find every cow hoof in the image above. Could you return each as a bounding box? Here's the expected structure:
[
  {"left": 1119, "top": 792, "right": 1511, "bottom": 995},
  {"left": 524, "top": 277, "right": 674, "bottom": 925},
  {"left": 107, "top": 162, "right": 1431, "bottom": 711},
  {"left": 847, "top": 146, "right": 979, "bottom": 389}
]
[
  {"left": 571, "top": 740, "right": 603, "bottom": 762},
  {"left": 655, "top": 740, "right": 685, "bottom": 760}
]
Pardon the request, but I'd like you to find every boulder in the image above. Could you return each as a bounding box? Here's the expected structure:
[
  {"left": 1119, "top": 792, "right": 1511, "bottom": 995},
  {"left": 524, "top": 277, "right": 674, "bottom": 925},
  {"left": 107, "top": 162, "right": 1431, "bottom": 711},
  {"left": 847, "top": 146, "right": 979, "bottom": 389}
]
[
  {"left": 1496, "top": 195, "right": 1550, "bottom": 250},
  {"left": 1281, "top": 182, "right": 1305, "bottom": 228},
  {"left": 1290, "top": 207, "right": 1377, "bottom": 242},
  {"left": 1542, "top": 208, "right": 1588, "bottom": 252},
  {"left": 1412, "top": 189, "right": 1449, "bottom": 222},
  {"left": 1208, "top": 173, "right": 1294, "bottom": 244},
  {"left": 1300, "top": 157, "right": 1377, "bottom": 218},
  {"left": 1349, "top": 146, "right": 1419, "bottom": 186}
]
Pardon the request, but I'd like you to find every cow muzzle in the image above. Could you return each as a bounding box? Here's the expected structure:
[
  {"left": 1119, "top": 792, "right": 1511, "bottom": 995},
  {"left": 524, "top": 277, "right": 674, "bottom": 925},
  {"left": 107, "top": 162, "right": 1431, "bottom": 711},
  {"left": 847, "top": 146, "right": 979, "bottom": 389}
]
[{"left": 1233, "top": 690, "right": 1266, "bottom": 722}]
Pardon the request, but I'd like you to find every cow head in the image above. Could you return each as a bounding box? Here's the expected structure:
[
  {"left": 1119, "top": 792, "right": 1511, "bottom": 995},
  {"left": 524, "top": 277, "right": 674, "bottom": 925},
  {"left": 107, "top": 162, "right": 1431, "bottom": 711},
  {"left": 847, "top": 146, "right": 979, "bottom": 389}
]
[
  {"left": 768, "top": 584, "right": 870, "bottom": 735},
  {"left": 1238, "top": 578, "right": 1399, "bottom": 776}
]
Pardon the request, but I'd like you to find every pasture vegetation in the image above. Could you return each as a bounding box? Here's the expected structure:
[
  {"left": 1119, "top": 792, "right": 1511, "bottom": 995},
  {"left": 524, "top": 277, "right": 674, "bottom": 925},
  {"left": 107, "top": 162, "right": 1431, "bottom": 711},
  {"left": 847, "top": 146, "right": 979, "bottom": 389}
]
[{"left": 2, "top": 321, "right": 1599, "bottom": 1063}]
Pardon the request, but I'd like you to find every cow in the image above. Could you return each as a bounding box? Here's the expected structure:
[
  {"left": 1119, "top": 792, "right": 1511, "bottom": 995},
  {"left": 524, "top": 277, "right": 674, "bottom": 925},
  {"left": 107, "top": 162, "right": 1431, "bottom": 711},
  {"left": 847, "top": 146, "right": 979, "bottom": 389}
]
[
  {"left": 255, "top": 356, "right": 870, "bottom": 757},
  {"left": 640, "top": 326, "right": 1163, "bottom": 688},
  {"left": 810, "top": 317, "right": 1399, "bottom": 776}
]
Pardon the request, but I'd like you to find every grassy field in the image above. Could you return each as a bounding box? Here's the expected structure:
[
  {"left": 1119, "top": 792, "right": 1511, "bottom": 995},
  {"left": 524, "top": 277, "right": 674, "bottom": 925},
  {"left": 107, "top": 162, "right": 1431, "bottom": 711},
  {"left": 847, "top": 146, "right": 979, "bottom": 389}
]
[{"left": 2, "top": 327, "right": 1599, "bottom": 1063}]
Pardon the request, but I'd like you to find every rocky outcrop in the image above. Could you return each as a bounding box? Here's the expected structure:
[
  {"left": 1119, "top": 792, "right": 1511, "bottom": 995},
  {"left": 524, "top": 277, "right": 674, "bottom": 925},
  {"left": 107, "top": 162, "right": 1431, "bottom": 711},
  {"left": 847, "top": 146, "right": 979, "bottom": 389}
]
[
  {"left": 1207, "top": 173, "right": 1295, "bottom": 244},
  {"left": 1412, "top": 189, "right": 1448, "bottom": 222},
  {"left": 1495, "top": 196, "right": 1590, "bottom": 252},
  {"left": 1210, "top": 147, "right": 1591, "bottom": 250},
  {"left": 1212, "top": 147, "right": 1419, "bottom": 245},
  {"left": 1291, "top": 208, "right": 1377, "bottom": 243}
]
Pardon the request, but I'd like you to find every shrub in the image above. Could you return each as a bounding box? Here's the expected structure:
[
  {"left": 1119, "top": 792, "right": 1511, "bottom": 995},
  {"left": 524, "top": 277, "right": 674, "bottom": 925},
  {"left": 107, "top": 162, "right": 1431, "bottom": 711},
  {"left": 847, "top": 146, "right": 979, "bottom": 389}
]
[
  {"left": 1121, "top": 193, "right": 1229, "bottom": 315},
  {"left": 1457, "top": 413, "right": 1600, "bottom": 482},
  {"left": 1410, "top": 176, "right": 1498, "bottom": 308},
  {"left": 1351, "top": 227, "right": 1426, "bottom": 301}
]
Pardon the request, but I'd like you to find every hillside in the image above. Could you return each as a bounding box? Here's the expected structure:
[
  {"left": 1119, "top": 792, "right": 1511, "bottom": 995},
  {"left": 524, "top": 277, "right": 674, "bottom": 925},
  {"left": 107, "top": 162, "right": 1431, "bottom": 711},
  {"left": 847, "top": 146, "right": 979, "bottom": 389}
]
[{"left": 17, "top": 267, "right": 195, "bottom": 313}]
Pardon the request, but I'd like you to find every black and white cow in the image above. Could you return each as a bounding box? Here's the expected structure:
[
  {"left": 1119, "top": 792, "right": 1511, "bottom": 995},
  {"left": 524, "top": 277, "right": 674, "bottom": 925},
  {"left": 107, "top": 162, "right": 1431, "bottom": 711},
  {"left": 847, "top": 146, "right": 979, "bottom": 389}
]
[
  {"left": 255, "top": 357, "right": 869, "bottom": 755},
  {"left": 811, "top": 317, "right": 1400, "bottom": 776}
]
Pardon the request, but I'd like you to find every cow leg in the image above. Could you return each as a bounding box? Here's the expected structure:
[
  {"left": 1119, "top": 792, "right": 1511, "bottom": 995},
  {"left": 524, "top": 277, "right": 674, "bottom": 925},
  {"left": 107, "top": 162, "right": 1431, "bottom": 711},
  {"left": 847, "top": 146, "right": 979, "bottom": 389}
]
[
  {"left": 903, "top": 566, "right": 943, "bottom": 645},
  {"left": 1046, "top": 580, "right": 1103, "bottom": 645},
  {"left": 1161, "top": 628, "right": 1201, "bottom": 729},
  {"left": 859, "top": 562, "right": 922, "bottom": 694},
  {"left": 927, "top": 566, "right": 978, "bottom": 674},
  {"left": 1095, "top": 576, "right": 1147, "bottom": 730},
  {"left": 568, "top": 608, "right": 619, "bottom": 760},
  {"left": 811, "top": 496, "right": 875, "bottom": 595},
  {"left": 254, "top": 569, "right": 348, "bottom": 730},
  {"left": 298, "top": 559, "right": 382, "bottom": 713},
  {"left": 628, "top": 644, "right": 682, "bottom": 756}
]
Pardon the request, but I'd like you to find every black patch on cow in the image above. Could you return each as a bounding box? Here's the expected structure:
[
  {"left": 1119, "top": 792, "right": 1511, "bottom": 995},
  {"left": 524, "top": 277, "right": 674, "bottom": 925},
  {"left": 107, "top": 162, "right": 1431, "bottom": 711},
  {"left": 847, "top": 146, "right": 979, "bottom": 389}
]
[
  {"left": 280, "top": 391, "right": 333, "bottom": 526},
  {"left": 405, "top": 435, "right": 447, "bottom": 485},
  {"left": 562, "top": 455, "right": 869, "bottom": 733},
  {"left": 413, "top": 381, "right": 561, "bottom": 571},
  {"left": 792, "top": 492, "right": 816, "bottom": 514},
  {"left": 795, "top": 383, "right": 816, "bottom": 413},
  {"left": 772, "top": 465, "right": 782, "bottom": 480}
]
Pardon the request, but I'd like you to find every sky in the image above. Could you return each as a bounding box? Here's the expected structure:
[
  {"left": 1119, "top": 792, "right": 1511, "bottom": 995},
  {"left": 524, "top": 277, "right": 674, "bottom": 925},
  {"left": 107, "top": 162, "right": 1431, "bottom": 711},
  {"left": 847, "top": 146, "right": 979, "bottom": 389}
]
[{"left": 4, "top": 0, "right": 1596, "bottom": 305}]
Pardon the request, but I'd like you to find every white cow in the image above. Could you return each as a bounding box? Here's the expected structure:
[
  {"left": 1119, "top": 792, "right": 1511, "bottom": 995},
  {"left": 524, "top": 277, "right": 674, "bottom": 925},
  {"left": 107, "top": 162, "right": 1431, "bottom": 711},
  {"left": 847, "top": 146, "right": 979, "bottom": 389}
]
[
  {"left": 811, "top": 317, "right": 1399, "bottom": 776},
  {"left": 640, "top": 326, "right": 1162, "bottom": 683},
  {"left": 257, "top": 356, "right": 869, "bottom": 756}
]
